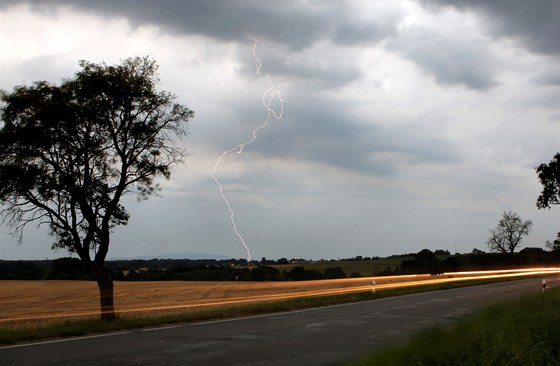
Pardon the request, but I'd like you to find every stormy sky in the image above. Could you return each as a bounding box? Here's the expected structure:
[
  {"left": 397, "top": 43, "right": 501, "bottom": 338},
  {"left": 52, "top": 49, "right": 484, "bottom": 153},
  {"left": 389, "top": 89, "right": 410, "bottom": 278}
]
[{"left": 1, "top": 0, "right": 559, "bottom": 260}]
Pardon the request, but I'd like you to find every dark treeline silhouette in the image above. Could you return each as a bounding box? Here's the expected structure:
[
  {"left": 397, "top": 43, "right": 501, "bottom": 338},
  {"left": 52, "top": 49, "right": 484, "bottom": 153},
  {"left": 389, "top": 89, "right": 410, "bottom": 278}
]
[
  {"left": 0, "top": 258, "right": 348, "bottom": 282},
  {"left": 119, "top": 264, "right": 348, "bottom": 281},
  {"left": 0, "top": 257, "right": 90, "bottom": 280},
  {"left": 385, "top": 248, "right": 560, "bottom": 276},
  {"left": 2, "top": 249, "right": 559, "bottom": 281}
]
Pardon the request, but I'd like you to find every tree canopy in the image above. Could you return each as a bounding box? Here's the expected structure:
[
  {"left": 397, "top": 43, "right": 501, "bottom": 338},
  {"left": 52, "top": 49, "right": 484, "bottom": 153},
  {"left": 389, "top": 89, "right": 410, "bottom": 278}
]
[
  {"left": 537, "top": 153, "right": 560, "bottom": 209},
  {"left": 0, "top": 56, "right": 194, "bottom": 319},
  {"left": 536, "top": 153, "right": 560, "bottom": 246}
]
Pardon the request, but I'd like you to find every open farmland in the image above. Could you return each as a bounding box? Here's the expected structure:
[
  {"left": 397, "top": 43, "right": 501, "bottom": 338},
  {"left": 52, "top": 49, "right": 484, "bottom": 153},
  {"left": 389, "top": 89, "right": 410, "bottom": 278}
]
[
  {"left": 0, "top": 277, "right": 413, "bottom": 324},
  {"left": 2, "top": 267, "right": 559, "bottom": 327}
]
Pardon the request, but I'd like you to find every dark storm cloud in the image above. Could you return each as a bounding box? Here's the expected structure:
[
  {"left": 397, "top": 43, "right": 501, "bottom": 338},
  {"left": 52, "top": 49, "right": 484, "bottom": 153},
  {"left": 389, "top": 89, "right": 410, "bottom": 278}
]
[
  {"left": 242, "top": 46, "right": 364, "bottom": 87},
  {"left": 418, "top": 0, "right": 560, "bottom": 57},
  {"left": 248, "top": 96, "right": 462, "bottom": 175},
  {"left": 1, "top": 0, "right": 399, "bottom": 50},
  {"left": 386, "top": 27, "right": 500, "bottom": 90}
]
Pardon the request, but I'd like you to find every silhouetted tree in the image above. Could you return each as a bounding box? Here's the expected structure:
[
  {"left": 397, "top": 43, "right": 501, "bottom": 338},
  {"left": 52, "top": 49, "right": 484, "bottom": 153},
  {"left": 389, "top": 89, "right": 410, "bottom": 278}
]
[
  {"left": 251, "top": 265, "right": 281, "bottom": 281},
  {"left": 546, "top": 240, "right": 560, "bottom": 253},
  {"left": 285, "top": 266, "right": 321, "bottom": 281},
  {"left": 486, "top": 211, "right": 532, "bottom": 256},
  {"left": 433, "top": 249, "right": 450, "bottom": 256},
  {"left": 0, "top": 57, "right": 193, "bottom": 320},
  {"left": 322, "top": 266, "right": 346, "bottom": 279},
  {"left": 536, "top": 153, "right": 560, "bottom": 245},
  {"left": 414, "top": 249, "right": 441, "bottom": 274}
]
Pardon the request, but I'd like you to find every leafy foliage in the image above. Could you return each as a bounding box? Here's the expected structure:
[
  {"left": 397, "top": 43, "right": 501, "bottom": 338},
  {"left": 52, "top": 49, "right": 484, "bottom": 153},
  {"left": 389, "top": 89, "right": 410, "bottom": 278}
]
[
  {"left": 537, "top": 153, "right": 560, "bottom": 209},
  {"left": 0, "top": 57, "right": 193, "bottom": 319},
  {"left": 0, "top": 57, "right": 193, "bottom": 265},
  {"left": 536, "top": 153, "right": 560, "bottom": 246}
]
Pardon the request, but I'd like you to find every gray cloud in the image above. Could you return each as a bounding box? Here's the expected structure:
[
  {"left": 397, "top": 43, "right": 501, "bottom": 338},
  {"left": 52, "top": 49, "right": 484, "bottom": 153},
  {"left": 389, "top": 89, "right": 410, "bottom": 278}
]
[
  {"left": 245, "top": 96, "right": 462, "bottom": 175},
  {"left": 7, "top": 0, "right": 555, "bottom": 59},
  {"left": 2, "top": 1, "right": 559, "bottom": 260},
  {"left": 198, "top": 90, "right": 462, "bottom": 178},
  {"left": 418, "top": 0, "right": 560, "bottom": 57},
  {"left": 244, "top": 47, "right": 364, "bottom": 88},
  {"left": 2, "top": 55, "right": 74, "bottom": 86},
  {"left": 386, "top": 27, "right": 500, "bottom": 90},
  {"left": 532, "top": 65, "right": 560, "bottom": 87},
  {"left": 65, "top": 0, "right": 556, "bottom": 92},
  {"left": 2, "top": 0, "right": 401, "bottom": 50}
]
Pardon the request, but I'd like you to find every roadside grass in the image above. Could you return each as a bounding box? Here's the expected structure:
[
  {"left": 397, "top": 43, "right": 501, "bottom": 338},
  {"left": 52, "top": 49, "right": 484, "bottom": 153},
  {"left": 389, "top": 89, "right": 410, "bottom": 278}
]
[
  {"left": 349, "top": 286, "right": 560, "bottom": 366},
  {"left": 0, "top": 276, "right": 531, "bottom": 346}
]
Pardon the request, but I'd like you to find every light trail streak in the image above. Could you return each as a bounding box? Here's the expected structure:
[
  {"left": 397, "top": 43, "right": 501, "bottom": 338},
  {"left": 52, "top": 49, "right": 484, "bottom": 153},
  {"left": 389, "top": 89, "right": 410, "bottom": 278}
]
[
  {"left": 444, "top": 267, "right": 560, "bottom": 276},
  {"left": 3, "top": 268, "right": 559, "bottom": 324},
  {"left": 211, "top": 35, "right": 284, "bottom": 261}
]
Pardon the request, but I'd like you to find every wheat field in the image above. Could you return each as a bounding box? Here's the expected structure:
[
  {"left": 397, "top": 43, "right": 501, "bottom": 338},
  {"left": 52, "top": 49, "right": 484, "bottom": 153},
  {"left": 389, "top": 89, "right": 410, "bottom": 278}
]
[
  {"left": 0, "top": 277, "right": 405, "bottom": 325},
  {"left": 2, "top": 268, "right": 547, "bottom": 326}
]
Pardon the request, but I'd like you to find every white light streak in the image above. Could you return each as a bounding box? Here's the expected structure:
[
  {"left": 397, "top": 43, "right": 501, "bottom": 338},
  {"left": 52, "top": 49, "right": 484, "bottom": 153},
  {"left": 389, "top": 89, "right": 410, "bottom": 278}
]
[
  {"left": 248, "top": 34, "right": 262, "bottom": 74},
  {"left": 211, "top": 35, "right": 284, "bottom": 261}
]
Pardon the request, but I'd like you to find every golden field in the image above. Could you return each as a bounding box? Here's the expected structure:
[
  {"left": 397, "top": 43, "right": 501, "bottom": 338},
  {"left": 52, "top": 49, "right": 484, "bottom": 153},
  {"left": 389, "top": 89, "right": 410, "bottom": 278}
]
[
  {"left": 0, "top": 277, "right": 394, "bottom": 324},
  {"left": 3, "top": 268, "right": 556, "bottom": 326}
]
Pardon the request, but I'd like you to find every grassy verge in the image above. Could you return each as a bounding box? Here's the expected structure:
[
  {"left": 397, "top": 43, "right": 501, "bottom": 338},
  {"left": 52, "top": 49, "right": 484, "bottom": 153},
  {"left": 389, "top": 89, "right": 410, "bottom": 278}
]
[
  {"left": 349, "top": 286, "right": 560, "bottom": 366},
  {"left": 0, "top": 276, "right": 543, "bottom": 346}
]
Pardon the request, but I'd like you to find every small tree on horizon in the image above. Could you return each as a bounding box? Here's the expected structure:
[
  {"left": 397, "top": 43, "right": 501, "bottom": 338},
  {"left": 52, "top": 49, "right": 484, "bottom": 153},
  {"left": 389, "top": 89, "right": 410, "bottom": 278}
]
[
  {"left": 486, "top": 211, "right": 532, "bottom": 256},
  {"left": 0, "top": 57, "right": 194, "bottom": 320}
]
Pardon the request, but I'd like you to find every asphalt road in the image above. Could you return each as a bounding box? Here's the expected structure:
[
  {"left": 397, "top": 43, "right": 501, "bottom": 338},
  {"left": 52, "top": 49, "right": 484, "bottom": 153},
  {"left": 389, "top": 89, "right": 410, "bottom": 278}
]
[{"left": 0, "top": 277, "right": 555, "bottom": 366}]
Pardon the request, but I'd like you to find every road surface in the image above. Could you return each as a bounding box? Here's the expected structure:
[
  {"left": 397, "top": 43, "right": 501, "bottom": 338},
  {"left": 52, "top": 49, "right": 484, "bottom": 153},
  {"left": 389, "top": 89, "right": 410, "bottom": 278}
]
[{"left": 0, "top": 277, "right": 555, "bottom": 366}]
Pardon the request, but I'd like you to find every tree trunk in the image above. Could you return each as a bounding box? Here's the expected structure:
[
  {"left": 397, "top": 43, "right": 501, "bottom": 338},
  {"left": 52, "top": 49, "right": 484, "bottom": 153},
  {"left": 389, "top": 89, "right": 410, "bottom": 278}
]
[{"left": 94, "top": 268, "right": 116, "bottom": 321}]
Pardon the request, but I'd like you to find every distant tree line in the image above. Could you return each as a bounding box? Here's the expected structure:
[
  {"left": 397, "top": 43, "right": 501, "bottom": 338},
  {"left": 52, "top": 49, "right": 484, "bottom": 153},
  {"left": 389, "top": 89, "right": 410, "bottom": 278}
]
[
  {"left": 384, "top": 248, "right": 560, "bottom": 276},
  {"left": 117, "top": 265, "right": 348, "bottom": 282},
  {"left": 0, "top": 258, "right": 90, "bottom": 280},
  {"left": 0, "top": 258, "right": 349, "bottom": 281},
  {"left": 3, "top": 248, "right": 559, "bottom": 281}
]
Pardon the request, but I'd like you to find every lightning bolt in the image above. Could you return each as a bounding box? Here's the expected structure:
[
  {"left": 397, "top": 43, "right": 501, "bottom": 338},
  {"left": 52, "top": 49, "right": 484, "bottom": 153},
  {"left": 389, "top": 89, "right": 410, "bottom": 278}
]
[
  {"left": 211, "top": 35, "right": 284, "bottom": 261},
  {"left": 249, "top": 34, "right": 262, "bottom": 74}
]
